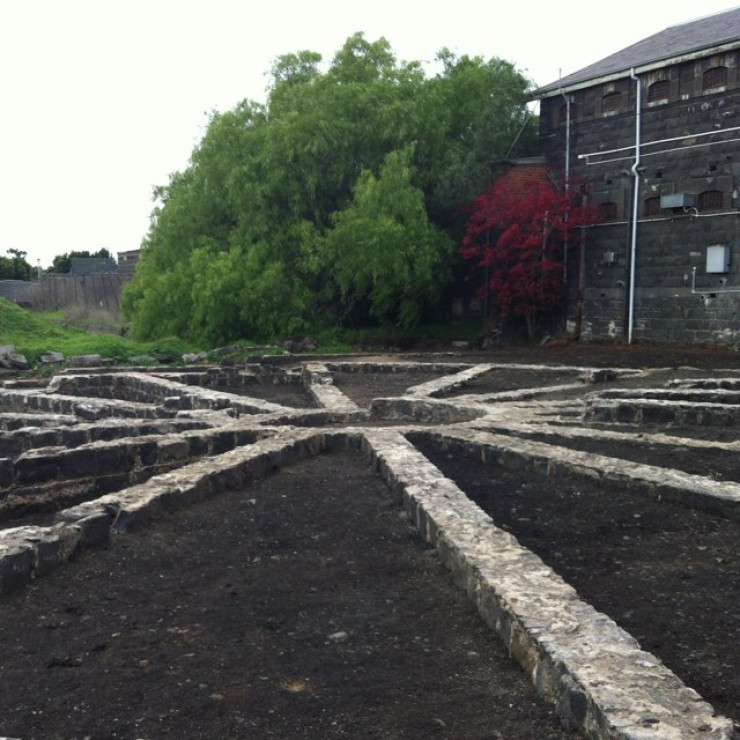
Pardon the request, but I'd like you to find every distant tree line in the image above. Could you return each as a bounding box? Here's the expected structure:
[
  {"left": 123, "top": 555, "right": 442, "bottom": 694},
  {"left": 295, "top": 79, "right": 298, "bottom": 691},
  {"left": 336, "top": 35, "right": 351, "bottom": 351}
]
[
  {"left": 46, "top": 248, "right": 112, "bottom": 275},
  {"left": 0, "top": 248, "right": 113, "bottom": 281},
  {"left": 121, "top": 33, "right": 537, "bottom": 344},
  {"left": 0, "top": 249, "right": 32, "bottom": 280}
]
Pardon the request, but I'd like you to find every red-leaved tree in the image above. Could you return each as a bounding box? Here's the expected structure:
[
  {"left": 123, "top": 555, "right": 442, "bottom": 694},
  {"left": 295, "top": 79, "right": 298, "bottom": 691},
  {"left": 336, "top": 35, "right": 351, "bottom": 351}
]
[{"left": 459, "top": 178, "right": 598, "bottom": 339}]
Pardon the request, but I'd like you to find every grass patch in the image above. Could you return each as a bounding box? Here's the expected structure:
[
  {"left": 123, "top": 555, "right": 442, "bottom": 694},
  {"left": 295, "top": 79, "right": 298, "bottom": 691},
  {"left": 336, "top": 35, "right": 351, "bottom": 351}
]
[
  {"left": 0, "top": 298, "right": 484, "bottom": 368},
  {"left": 0, "top": 299, "right": 198, "bottom": 363}
]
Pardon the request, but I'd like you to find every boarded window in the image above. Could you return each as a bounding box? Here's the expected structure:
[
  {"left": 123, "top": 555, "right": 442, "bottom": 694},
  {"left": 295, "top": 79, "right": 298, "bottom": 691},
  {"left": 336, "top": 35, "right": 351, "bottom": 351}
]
[
  {"left": 602, "top": 91, "right": 623, "bottom": 115},
  {"left": 703, "top": 66, "right": 728, "bottom": 92},
  {"left": 599, "top": 202, "right": 619, "bottom": 221},
  {"left": 647, "top": 80, "right": 670, "bottom": 104},
  {"left": 643, "top": 196, "right": 662, "bottom": 217},
  {"left": 698, "top": 189, "right": 724, "bottom": 210}
]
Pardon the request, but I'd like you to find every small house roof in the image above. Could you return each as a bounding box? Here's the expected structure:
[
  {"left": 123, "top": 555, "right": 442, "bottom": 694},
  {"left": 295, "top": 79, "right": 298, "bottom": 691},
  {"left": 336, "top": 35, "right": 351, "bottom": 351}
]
[{"left": 534, "top": 6, "right": 740, "bottom": 97}]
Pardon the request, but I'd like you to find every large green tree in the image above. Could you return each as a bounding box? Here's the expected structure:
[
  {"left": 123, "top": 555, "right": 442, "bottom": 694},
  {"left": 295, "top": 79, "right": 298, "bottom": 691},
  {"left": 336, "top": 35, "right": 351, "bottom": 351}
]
[
  {"left": 317, "top": 146, "right": 454, "bottom": 327},
  {"left": 122, "top": 34, "right": 534, "bottom": 344}
]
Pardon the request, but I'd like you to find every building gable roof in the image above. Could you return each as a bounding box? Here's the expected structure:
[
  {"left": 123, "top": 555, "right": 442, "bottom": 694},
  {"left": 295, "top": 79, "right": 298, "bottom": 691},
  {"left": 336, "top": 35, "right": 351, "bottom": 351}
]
[{"left": 534, "top": 6, "right": 740, "bottom": 97}]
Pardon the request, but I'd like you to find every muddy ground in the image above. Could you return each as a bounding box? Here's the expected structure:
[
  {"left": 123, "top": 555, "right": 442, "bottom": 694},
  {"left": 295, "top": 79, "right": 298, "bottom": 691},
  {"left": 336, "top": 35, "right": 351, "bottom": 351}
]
[{"left": 1, "top": 339, "right": 740, "bottom": 739}]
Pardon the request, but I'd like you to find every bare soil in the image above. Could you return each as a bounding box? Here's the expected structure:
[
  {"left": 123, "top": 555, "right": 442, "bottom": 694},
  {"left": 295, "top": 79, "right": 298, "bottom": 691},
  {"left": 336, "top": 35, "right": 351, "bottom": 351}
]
[
  {"left": 411, "top": 434, "right": 740, "bottom": 725},
  {"left": 2, "top": 339, "right": 740, "bottom": 739},
  {"left": 0, "top": 453, "right": 578, "bottom": 740}
]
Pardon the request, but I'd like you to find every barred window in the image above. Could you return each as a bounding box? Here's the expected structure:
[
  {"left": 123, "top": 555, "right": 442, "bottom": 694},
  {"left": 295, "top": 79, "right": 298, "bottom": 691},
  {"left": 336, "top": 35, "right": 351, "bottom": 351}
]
[
  {"left": 647, "top": 80, "right": 670, "bottom": 104},
  {"left": 703, "top": 66, "right": 728, "bottom": 92},
  {"left": 643, "top": 196, "right": 662, "bottom": 217},
  {"left": 698, "top": 189, "right": 724, "bottom": 211},
  {"left": 602, "top": 91, "right": 623, "bottom": 115}
]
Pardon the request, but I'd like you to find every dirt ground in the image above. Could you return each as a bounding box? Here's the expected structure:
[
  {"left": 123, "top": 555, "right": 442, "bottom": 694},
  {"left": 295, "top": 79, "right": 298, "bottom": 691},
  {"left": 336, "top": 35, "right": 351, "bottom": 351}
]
[
  {"left": 0, "top": 454, "right": 579, "bottom": 740},
  {"left": 413, "top": 436, "right": 740, "bottom": 726},
  {"left": 2, "top": 338, "right": 740, "bottom": 739}
]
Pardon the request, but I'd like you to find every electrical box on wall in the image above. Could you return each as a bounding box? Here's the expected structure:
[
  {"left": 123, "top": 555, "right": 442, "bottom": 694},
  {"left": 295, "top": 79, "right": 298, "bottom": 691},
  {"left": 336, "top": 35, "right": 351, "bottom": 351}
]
[{"left": 706, "top": 244, "right": 731, "bottom": 273}]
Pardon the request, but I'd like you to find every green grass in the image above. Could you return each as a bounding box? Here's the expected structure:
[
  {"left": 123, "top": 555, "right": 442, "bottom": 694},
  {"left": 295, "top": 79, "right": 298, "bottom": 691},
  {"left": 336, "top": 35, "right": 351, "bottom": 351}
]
[
  {"left": 0, "top": 298, "right": 484, "bottom": 367},
  {"left": 0, "top": 298, "right": 198, "bottom": 364}
]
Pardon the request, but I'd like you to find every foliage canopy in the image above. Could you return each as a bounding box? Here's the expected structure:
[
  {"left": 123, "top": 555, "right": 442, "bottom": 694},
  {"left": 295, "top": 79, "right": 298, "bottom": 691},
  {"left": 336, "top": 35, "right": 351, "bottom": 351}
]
[
  {"left": 459, "top": 178, "right": 599, "bottom": 338},
  {"left": 46, "top": 249, "right": 112, "bottom": 275},
  {"left": 123, "top": 34, "right": 535, "bottom": 343},
  {"left": 0, "top": 250, "right": 33, "bottom": 281}
]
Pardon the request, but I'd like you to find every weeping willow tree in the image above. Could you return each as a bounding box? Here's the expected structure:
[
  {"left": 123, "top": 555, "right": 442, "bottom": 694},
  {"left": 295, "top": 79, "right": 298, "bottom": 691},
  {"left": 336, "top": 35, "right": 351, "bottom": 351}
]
[{"left": 123, "top": 33, "right": 535, "bottom": 343}]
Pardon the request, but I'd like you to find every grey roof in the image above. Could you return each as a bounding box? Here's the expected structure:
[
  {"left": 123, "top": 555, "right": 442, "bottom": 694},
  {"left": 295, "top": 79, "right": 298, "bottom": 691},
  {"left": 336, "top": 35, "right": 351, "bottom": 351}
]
[{"left": 534, "top": 6, "right": 740, "bottom": 96}]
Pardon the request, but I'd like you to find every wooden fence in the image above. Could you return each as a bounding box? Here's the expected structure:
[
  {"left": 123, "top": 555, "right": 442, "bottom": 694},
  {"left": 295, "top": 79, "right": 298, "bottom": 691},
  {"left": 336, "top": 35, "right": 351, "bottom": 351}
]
[{"left": 29, "top": 273, "right": 122, "bottom": 312}]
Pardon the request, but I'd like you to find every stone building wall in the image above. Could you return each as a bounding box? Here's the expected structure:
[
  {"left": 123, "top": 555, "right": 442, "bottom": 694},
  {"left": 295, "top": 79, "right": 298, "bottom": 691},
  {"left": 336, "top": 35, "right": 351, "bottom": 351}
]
[{"left": 541, "top": 52, "right": 740, "bottom": 346}]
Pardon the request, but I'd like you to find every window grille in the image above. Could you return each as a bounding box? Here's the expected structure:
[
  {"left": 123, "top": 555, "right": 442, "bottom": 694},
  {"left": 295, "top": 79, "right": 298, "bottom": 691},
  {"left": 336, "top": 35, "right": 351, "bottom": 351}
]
[
  {"left": 698, "top": 189, "right": 724, "bottom": 210},
  {"left": 703, "top": 66, "right": 728, "bottom": 92},
  {"left": 647, "top": 80, "right": 670, "bottom": 104},
  {"left": 643, "top": 196, "right": 662, "bottom": 217},
  {"left": 602, "top": 91, "right": 623, "bottom": 115}
]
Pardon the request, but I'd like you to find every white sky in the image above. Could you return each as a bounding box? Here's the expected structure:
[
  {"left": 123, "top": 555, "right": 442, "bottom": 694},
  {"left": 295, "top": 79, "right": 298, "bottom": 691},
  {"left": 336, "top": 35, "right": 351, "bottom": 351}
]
[{"left": 1, "top": 1, "right": 737, "bottom": 269}]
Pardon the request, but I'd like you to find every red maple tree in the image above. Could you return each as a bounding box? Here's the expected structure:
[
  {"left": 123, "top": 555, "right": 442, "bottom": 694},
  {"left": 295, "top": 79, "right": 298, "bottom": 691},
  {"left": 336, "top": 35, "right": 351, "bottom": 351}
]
[{"left": 459, "top": 178, "right": 598, "bottom": 338}]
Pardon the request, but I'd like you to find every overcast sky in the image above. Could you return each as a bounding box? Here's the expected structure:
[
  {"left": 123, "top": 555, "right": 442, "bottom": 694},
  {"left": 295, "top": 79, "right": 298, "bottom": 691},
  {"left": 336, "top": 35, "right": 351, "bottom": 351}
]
[{"left": 2, "top": 1, "right": 737, "bottom": 269}]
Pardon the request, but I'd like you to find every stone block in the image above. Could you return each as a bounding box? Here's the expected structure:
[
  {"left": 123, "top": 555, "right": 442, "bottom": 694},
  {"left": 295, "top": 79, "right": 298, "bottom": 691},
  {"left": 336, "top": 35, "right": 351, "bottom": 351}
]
[
  {"left": 212, "top": 431, "right": 236, "bottom": 455},
  {"left": 58, "top": 449, "right": 98, "bottom": 479},
  {"left": 0, "top": 545, "right": 34, "bottom": 596},
  {"left": 75, "top": 513, "right": 112, "bottom": 548},
  {"left": 15, "top": 454, "right": 60, "bottom": 485},
  {"left": 640, "top": 404, "right": 677, "bottom": 424},
  {"left": 67, "top": 354, "right": 105, "bottom": 367},
  {"left": 186, "top": 435, "right": 208, "bottom": 457},
  {"left": 34, "top": 534, "right": 62, "bottom": 576},
  {"left": 30, "top": 429, "right": 59, "bottom": 447},
  {"left": 40, "top": 351, "right": 65, "bottom": 364},
  {"left": 59, "top": 428, "right": 90, "bottom": 448},
  {"left": 157, "top": 439, "right": 189, "bottom": 463},
  {"left": 0, "top": 458, "right": 13, "bottom": 488},
  {"left": 614, "top": 405, "right": 638, "bottom": 424},
  {"left": 139, "top": 441, "right": 159, "bottom": 466},
  {"left": 93, "top": 446, "right": 130, "bottom": 475}
]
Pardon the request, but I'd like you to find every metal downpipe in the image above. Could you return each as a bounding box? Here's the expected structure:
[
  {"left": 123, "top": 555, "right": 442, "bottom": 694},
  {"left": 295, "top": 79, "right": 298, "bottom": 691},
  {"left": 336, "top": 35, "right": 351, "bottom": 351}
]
[{"left": 628, "top": 68, "right": 641, "bottom": 343}]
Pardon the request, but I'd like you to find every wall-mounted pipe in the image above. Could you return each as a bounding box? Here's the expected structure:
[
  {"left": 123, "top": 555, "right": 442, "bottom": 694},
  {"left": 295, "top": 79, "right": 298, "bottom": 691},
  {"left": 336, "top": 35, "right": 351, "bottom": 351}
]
[
  {"left": 559, "top": 82, "right": 571, "bottom": 190},
  {"left": 578, "top": 123, "right": 740, "bottom": 163},
  {"left": 627, "top": 68, "right": 642, "bottom": 344},
  {"left": 559, "top": 81, "right": 572, "bottom": 330}
]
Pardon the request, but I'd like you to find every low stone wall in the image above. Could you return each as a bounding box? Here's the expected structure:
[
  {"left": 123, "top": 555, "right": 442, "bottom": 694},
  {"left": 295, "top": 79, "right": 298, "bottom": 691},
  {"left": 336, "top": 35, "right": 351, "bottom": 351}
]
[
  {"left": 0, "top": 418, "right": 210, "bottom": 456},
  {"left": 1, "top": 358, "right": 738, "bottom": 738},
  {"left": 361, "top": 428, "right": 734, "bottom": 739}
]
